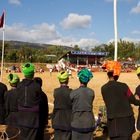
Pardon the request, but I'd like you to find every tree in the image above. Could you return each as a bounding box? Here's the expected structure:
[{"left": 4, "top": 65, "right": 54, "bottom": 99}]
[
  {"left": 73, "top": 45, "right": 81, "bottom": 51},
  {"left": 6, "top": 50, "right": 18, "bottom": 62}
]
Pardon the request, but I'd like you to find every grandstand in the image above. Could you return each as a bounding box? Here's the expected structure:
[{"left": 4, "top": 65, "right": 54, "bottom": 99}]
[{"left": 59, "top": 51, "right": 108, "bottom": 66}]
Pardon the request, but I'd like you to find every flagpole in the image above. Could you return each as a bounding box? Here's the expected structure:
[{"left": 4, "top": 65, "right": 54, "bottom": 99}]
[
  {"left": 114, "top": 0, "right": 118, "bottom": 61},
  {"left": 0, "top": 12, "right": 5, "bottom": 82}
]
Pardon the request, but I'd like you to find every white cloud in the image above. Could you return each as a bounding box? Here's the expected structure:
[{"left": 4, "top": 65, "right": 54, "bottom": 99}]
[
  {"left": 48, "top": 37, "right": 99, "bottom": 48},
  {"left": 77, "top": 38, "right": 100, "bottom": 48},
  {"left": 132, "top": 30, "right": 140, "bottom": 35},
  {"left": 122, "top": 37, "right": 140, "bottom": 42},
  {"left": 0, "top": 23, "right": 60, "bottom": 43},
  {"left": 130, "top": 1, "right": 140, "bottom": 14},
  {"left": 48, "top": 37, "right": 76, "bottom": 46},
  {"left": 107, "top": 38, "right": 114, "bottom": 44},
  {"left": 9, "top": 0, "right": 21, "bottom": 5},
  {"left": 0, "top": 22, "right": 99, "bottom": 49},
  {"left": 60, "top": 13, "right": 92, "bottom": 29},
  {"left": 107, "top": 37, "right": 140, "bottom": 44}
]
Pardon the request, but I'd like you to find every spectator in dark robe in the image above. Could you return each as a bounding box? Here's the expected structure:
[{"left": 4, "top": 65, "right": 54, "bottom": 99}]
[
  {"left": 134, "top": 67, "right": 140, "bottom": 133},
  {"left": 17, "top": 63, "right": 41, "bottom": 140},
  {"left": 5, "top": 73, "right": 20, "bottom": 126},
  {"left": 34, "top": 77, "right": 49, "bottom": 140},
  {"left": 70, "top": 68, "right": 95, "bottom": 140},
  {"left": 52, "top": 71, "right": 72, "bottom": 140},
  {"left": 0, "top": 80, "right": 7, "bottom": 124},
  {"left": 101, "top": 61, "right": 140, "bottom": 140}
]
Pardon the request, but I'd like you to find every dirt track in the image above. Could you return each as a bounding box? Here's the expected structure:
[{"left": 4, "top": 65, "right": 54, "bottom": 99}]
[{"left": 1, "top": 71, "right": 140, "bottom": 139}]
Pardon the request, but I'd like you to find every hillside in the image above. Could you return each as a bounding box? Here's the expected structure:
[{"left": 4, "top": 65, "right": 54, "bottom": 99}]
[{"left": 0, "top": 40, "right": 73, "bottom": 51}]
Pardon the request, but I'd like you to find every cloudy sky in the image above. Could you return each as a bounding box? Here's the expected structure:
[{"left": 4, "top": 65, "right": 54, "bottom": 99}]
[{"left": 0, "top": 0, "right": 140, "bottom": 48}]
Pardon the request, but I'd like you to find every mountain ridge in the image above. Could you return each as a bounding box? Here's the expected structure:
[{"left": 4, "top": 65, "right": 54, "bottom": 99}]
[{"left": 0, "top": 40, "right": 73, "bottom": 50}]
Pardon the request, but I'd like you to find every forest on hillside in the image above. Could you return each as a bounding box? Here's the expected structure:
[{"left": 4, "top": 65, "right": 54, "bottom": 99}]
[{"left": 0, "top": 39, "right": 140, "bottom": 63}]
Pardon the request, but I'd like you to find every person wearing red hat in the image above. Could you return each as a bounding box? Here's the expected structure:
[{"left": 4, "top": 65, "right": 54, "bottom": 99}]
[{"left": 101, "top": 61, "right": 140, "bottom": 140}]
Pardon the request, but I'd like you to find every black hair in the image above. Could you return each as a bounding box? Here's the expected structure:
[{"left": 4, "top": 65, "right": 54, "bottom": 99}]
[
  {"left": 79, "top": 79, "right": 87, "bottom": 86},
  {"left": 137, "top": 73, "right": 140, "bottom": 77},
  {"left": 107, "top": 71, "right": 119, "bottom": 81},
  {"left": 25, "top": 63, "right": 30, "bottom": 67},
  {"left": 114, "top": 75, "right": 119, "bottom": 81},
  {"left": 107, "top": 71, "right": 113, "bottom": 78},
  {"left": 61, "top": 71, "right": 65, "bottom": 75},
  {"left": 34, "top": 77, "right": 42, "bottom": 87},
  {"left": 9, "top": 73, "right": 13, "bottom": 81}
]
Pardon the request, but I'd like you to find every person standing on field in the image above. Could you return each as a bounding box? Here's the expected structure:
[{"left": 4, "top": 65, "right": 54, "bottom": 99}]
[
  {"left": 70, "top": 68, "right": 95, "bottom": 140},
  {"left": 5, "top": 73, "right": 20, "bottom": 126},
  {"left": 34, "top": 77, "right": 49, "bottom": 140},
  {"left": 17, "top": 63, "right": 41, "bottom": 140},
  {"left": 0, "top": 80, "right": 7, "bottom": 124},
  {"left": 134, "top": 67, "right": 140, "bottom": 133},
  {"left": 52, "top": 71, "right": 72, "bottom": 140},
  {"left": 101, "top": 61, "right": 140, "bottom": 140}
]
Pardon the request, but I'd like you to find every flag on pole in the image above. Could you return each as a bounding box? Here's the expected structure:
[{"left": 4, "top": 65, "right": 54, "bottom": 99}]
[
  {"left": 0, "top": 11, "right": 5, "bottom": 82},
  {"left": 0, "top": 12, "right": 4, "bottom": 28}
]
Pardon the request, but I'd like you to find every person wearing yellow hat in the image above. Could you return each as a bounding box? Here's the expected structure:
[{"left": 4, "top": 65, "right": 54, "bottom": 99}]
[
  {"left": 134, "top": 67, "right": 140, "bottom": 132},
  {"left": 70, "top": 68, "right": 95, "bottom": 140},
  {"left": 136, "top": 67, "right": 140, "bottom": 79},
  {"left": 16, "top": 62, "right": 42, "bottom": 140},
  {"left": 101, "top": 61, "right": 140, "bottom": 140},
  {"left": 52, "top": 71, "right": 72, "bottom": 140},
  {"left": 5, "top": 73, "right": 20, "bottom": 126}
]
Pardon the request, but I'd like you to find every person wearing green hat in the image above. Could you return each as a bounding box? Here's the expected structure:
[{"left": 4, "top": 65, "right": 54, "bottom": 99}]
[
  {"left": 7, "top": 73, "right": 20, "bottom": 87},
  {"left": 135, "top": 67, "right": 140, "bottom": 132},
  {"left": 52, "top": 71, "right": 72, "bottom": 140},
  {"left": 4, "top": 73, "right": 20, "bottom": 126},
  {"left": 70, "top": 68, "right": 95, "bottom": 140},
  {"left": 16, "top": 63, "right": 42, "bottom": 140},
  {"left": 22, "top": 62, "right": 35, "bottom": 78}
]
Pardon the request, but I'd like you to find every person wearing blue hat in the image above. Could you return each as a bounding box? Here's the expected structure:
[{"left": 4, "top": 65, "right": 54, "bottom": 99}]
[{"left": 70, "top": 68, "right": 95, "bottom": 140}]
